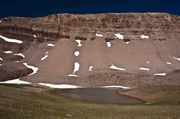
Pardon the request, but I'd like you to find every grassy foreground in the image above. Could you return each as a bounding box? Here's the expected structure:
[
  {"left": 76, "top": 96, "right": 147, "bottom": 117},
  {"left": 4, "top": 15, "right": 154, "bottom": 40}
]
[{"left": 0, "top": 85, "right": 180, "bottom": 119}]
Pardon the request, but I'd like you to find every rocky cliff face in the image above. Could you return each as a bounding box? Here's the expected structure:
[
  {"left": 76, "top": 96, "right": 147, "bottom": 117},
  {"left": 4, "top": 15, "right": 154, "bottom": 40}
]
[{"left": 0, "top": 13, "right": 180, "bottom": 87}]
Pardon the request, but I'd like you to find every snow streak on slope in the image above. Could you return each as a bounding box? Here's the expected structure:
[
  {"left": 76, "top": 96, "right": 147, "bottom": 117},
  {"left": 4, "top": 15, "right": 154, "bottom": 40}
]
[
  {"left": 23, "top": 63, "right": 38, "bottom": 75},
  {"left": 0, "top": 79, "right": 31, "bottom": 84},
  {"left": 109, "top": 64, "right": 126, "bottom": 71},
  {"left": 39, "top": 83, "right": 79, "bottom": 89},
  {"left": 0, "top": 35, "right": 23, "bottom": 44}
]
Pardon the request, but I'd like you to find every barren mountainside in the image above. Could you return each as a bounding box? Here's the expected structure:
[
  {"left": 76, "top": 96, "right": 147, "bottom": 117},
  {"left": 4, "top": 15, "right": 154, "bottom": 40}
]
[{"left": 0, "top": 13, "right": 180, "bottom": 88}]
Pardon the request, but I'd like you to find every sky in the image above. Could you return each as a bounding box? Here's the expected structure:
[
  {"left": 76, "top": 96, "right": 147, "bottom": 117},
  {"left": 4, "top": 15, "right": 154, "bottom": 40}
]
[{"left": 0, "top": 0, "right": 179, "bottom": 18}]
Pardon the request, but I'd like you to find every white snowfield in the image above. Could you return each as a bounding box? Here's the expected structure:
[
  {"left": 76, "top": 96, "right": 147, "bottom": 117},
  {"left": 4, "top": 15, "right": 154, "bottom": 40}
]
[
  {"left": 73, "top": 62, "right": 80, "bottom": 74},
  {"left": 33, "top": 35, "right": 37, "bottom": 38},
  {"left": 139, "top": 67, "right": 150, "bottom": 71},
  {"left": 173, "top": 57, "right": 180, "bottom": 61},
  {"left": 114, "top": 33, "right": 124, "bottom": 40},
  {"left": 106, "top": 42, "right": 112, "bottom": 47},
  {"left": 140, "top": 35, "right": 149, "bottom": 39},
  {"left": 38, "top": 83, "right": 80, "bottom": 89},
  {"left": 96, "top": 33, "right": 103, "bottom": 37},
  {"left": 166, "top": 62, "right": 172, "bottom": 65},
  {"left": 3, "top": 51, "right": 13, "bottom": 54},
  {"left": 75, "top": 40, "right": 82, "bottom": 47},
  {"left": 14, "top": 53, "right": 25, "bottom": 58},
  {"left": 47, "top": 43, "right": 55, "bottom": 47},
  {"left": 74, "top": 51, "right": 80, "bottom": 57},
  {"left": 68, "top": 74, "right": 79, "bottom": 77},
  {"left": 0, "top": 79, "right": 31, "bottom": 84},
  {"left": 109, "top": 64, "right": 126, "bottom": 71},
  {"left": 154, "top": 73, "right": 166, "bottom": 76},
  {"left": 41, "top": 54, "right": 48, "bottom": 61},
  {"left": 23, "top": 63, "right": 39, "bottom": 75},
  {"left": 88, "top": 65, "right": 93, "bottom": 71},
  {"left": 102, "top": 85, "right": 131, "bottom": 89},
  {"left": 0, "top": 57, "right": 3, "bottom": 61},
  {"left": 0, "top": 35, "right": 23, "bottom": 44}
]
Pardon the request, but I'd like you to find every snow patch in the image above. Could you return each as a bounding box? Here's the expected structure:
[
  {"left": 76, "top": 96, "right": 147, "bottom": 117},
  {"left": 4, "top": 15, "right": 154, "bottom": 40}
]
[
  {"left": 0, "top": 20, "right": 2, "bottom": 23},
  {"left": 106, "top": 42, "right": 111, "bottom": 47},
  {"left": 75, "top": 40, "right": 82, "bottom": 47},
  {"left": 68, "top": 74, "right": 79, "bottom": 77},
  {"left": 125, "top": 41, "right": 130, "bottom": 44},
  {"left": 47, "top": 43, "right": 55, "bottom": 47},
  {"left": 45, "top": 52, "right": 48, "bottom": 54},
  {"left": 139, "top": 67, "right": 150, "bottom": 71},
  {"left": 73, "top": 62, "right": 80, "bottom": 73},
  {"left": 38, "top": 83, "right": 79, "bottom": 89},
  {"left": 41, "top": 55, "right": 48, "bottom": 61},
  {"left": 0, "top": 35, "right": 23, "bottom": 44},
  {"left": 4, "top": 51, "right": 13, "bottom": 54},
  {"left": 140, "top": 35, "right": 149, "bottom": 39},
  {"left": 0, "top": 79, "right": 31, "bottom": 84},
  {"left": 0, "top": 64, "right": 2, "bottom": 66},
  {"left": 114, "top": 33, "right": 124, "bottom": 40},
  {"left": 33, "top": 35, "right": 37, "bottom": 38},
  {"left": 102, "top": 85, "right": 131, "bottom": 89},
  {"left": 74, "top": 51, "right": 80, "bottom": 57},
  {"left": 88, "top": 66, "right": 93, "bottom": 71},
  {"left": 96, "top": 33, "right": 103, "bottom": 37},
  {"left": 154, "top": 73, "right": 166, "bottom": 76},
  {"left": 173, "top": 57, "right": 180, "bottom": 61},
  {"left": 14, "top": 53, "right": 25, "bottom": 58},
  {"left": 166, "top": 62, "right": 172, "bottom": 65},
  {"left": 109, "top": 64, "right": 126, "bottom": 71},
  {"left": 23, "top": 63, "right": 38, "bottom": 75},
  {"left": 0, "top": 57, "right": 3, "bottom": 61}
]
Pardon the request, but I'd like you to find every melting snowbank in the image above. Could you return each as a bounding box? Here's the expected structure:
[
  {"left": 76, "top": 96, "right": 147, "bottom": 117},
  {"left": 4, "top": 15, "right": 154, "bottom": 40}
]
[
  {"left": 68, "top": 74, "right": 79, "bottom": 77},
  {"left": 96, "top": 33, "right": 103, "bottom": 37},
  {"left": 109, "top": 64, "right": 126, "bottom": 71},
  {"left": 75, "top": 40, "right": 82, "bottom": 47},
  {"left": 14, "top": 53, "right": 25, "bottom": 58},
  {"left": 115, "top": 33, "right": 124, "bottom": 40},
  {"left": 174, "top": 57, "right": 180, "bottom": 61},
  {"left": 88, "top": 66, "right": 93, "bottom": 71},
  {"left": 73, "top": 62, "right": 80, "bottom": 74},
  {"left": 140, "top": 35, "right": 149, "bottom": 39},
  {"left": 102, "top": 85, "right": 131, "bottom": 89},
  {"left": 0, "top": 35, "right": 23, "bottom": 44},
  {"left": 0, "top": 79, "right": 31, "bottom": 84},
  {"left": 33, "top": 35, "right": 37, "bottom": 38},
  {"left": 74, "top": 51, "right": 80, "bottom": 57},
  {"left": 23, "top": 63, "right": 38, "bottom": 75},
  {"left": 47, "top": 43, "right": 55, "bottom": 47},
  {"left": 41, "top": 54, "right": 48, "bottom": 61},
  {"left": 3, "top": 51, "right": 13, "bottom": 54},
  {"left": 154, "top": 73, "right": 166, "bottom": 76},
  {"left": 106, "top": 42, "right": 111, "bottom": 47},
  {"left": 166, "top": 62, "right": 172, "bottom": 65},
  {"left": 139, "top": 67, "right": 150, "bottom": 71},
  {"left": 39, "top": 83, "right": 80, "bottom": 89}
]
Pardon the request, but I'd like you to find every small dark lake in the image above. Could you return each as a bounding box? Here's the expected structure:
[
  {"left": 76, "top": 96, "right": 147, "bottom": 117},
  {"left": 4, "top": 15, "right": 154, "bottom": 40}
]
[{"left": 51, "top": 88, "right": 144, "bottom": 104}]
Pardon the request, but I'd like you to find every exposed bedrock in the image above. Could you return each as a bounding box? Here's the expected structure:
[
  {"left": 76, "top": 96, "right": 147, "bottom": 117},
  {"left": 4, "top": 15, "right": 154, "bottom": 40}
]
[{"left": 0, "top": 13, "right": 180, "bottom": 87}]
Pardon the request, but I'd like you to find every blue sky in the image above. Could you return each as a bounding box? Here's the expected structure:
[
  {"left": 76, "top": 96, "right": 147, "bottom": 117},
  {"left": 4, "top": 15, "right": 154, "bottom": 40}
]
[{"left": 0, "top": 0, "right": 179, "bottom": 17}]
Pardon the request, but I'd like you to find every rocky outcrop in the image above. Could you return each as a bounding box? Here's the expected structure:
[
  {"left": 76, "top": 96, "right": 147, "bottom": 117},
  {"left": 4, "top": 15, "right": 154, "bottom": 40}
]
[{"left": 0, "top": 13, "right": 180, "bottom": 87}]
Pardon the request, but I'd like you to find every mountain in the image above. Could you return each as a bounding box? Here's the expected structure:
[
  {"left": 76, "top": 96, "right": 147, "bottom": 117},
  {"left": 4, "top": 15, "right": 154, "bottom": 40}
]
[{"left": 0, "top": 13, "right": 180, "bottom": 88}]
